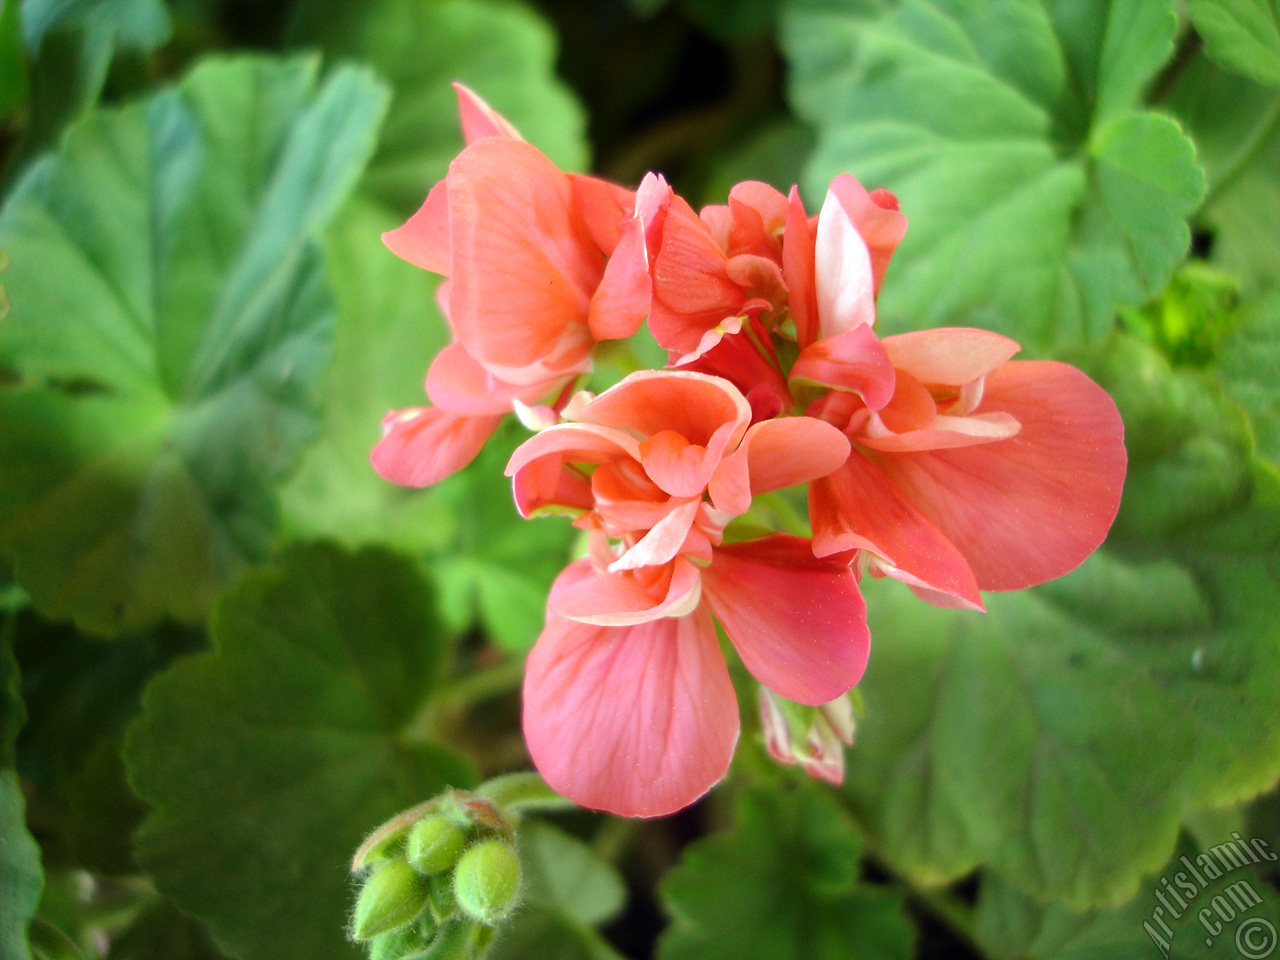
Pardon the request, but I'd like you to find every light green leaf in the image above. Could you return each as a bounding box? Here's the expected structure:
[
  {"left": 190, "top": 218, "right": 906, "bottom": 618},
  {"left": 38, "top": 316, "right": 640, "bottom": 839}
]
[
  {"left": 0, "top": 56, "right": 389, "bottom": 635},
  {"left": 289, "top": 0, "right": 588, "bottom": 212},
  {"left": 125, "top": 544, "right": 476, "bottom": 960},
  {"left": 783, "top": 0, "right": 1204, "bottom": 349},
  {"left": 519, "top": 821, "right": 626, "bottom": 926},
  {"left": 1188, "top": 0, "right": 1280, "bottom": 87},
  {"left": 976, "top": 837, "right": 1280, "bottom": 959},
  {"left": 658, "top": 786, "right": 915, "bottom": 960}
]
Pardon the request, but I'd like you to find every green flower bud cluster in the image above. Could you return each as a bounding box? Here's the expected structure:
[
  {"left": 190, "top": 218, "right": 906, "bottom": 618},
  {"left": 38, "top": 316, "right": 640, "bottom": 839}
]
[{"left": 349, "top": 790, "right": 524, "bottom": 959}]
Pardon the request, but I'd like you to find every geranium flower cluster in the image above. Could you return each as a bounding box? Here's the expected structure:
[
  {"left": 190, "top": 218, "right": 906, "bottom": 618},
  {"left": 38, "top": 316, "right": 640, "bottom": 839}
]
[{"left": 374, "top": 86, "right": 1127, "bottom": 818}]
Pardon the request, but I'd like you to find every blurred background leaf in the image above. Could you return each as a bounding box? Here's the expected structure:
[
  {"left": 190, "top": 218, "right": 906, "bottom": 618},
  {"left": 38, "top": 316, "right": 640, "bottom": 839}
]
[
  {"left": 1, "top": 633, "right": 42, "bottom": 960},
  {"left": 1187, "top": 0, "right": 1280, "bottom": 87},
  {"left": 0, "top": 55, "right": 386, "bottom": 635}
]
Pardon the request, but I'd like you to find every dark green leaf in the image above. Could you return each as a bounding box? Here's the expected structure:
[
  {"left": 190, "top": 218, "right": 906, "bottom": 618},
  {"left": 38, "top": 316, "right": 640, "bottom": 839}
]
[
  {"left": 1217, "top": 291, "right": 1280, "bottom": 463},
  {"left": 0, "top": 0, "right": 28, "bottom": 119},
  {"left": 1167, "top": 55, "right": 1280, "bottom": 292},
  {"left": 658, "top": 786, "right": 915, "bottom": 960},
  {"left": 1188, "top": 0, "right": 1280, "bottom": 87},
  {"left": 487, "top": 910, "right": 626, "bottom": 960},
  {"left": 784, "top": 0, "right": 1203, "bottom": 349},
  {"left": 105, "top": 901, "right": 231, "bottom": 960},
  {"left": 124, "top": 544, "right": 477, "bottom": 960},
  {"left": 289, "top": 0, "right": 587, "bottom": 212},
  {"left": 0, "top": 56, "right": 389, "bottom": 635},
  {"left": 1, "top": 635, "right": 40, "bottom": 960}
]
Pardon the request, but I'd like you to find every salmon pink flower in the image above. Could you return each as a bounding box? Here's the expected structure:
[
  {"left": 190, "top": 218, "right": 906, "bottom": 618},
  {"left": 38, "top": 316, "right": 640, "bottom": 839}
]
[
  {"left": 372, "top": 84, "right": 672, "bottom": 487},
  {"left": 506, "top": 370, "right": 869, "bottom": 817}
]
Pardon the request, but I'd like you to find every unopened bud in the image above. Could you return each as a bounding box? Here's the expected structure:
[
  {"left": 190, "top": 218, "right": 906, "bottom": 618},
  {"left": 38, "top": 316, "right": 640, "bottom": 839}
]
[
  {"left": 757, "top": 688, "right": 857, "bottom": 784},
  {"left": 368, "top": 924, "right": 428, "bottom": 960},
  {"left": 353, "top": 860, "right": 430, "bottom": 941},
  {"left": 407, "top": 816, "right": 469, "bottom": 875},
  {"left": 453, "top": 839, "right": 521, "bottom": 926}
]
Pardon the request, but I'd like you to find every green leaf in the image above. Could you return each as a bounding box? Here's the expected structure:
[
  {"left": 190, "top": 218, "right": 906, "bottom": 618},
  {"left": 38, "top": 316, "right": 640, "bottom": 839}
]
[
  {"left": 783, "top": 0, "right": 1204, "bottom": 349},
  {"left": 12, "top": 614, "right": 195, "bottom": 875},
  {"left": 976, "top": 836, "right": 1280, "bottom": 959},
  {"left": 1188, "top": 0, "right": 1280, "bottom": 87},
  {"left": 1218, "top": 291, "right": 1280, "bottom": 464},
  {"left": 105, "top": 901, "right": 231, "bottom": 960},
  {"left": 278, "top": 200, "right": 455, "bottom": 555},
  {"left": 1, "top": 635, "right": 41, "bottom": 960},
  {"left": 518, "top": 821, "right": 625, "bottom": 926},
  {"left": 697, "top": 118, "right": 815, "bottom": 207},
  {"left": 487, "top": 911, "right": 626, "bottom": 960},
  {"left": 1167, "top": 55, "right": 1280, "bottom": 292},
  {"left": 0, "top": 56, "right": 389, "bottom": 635},
  {"left": 428, "top": 426, "right": 577, "bottom": 653},
  {"left": 0, "top": 0, "right": 28, "bottom": 119},
  {"left": 124, "top": 544, "right": 476, "bottom": 960},
  {"left": 18, "top": 0, "right": 173, "bottom": 157},
  {"left": 289, "top": 0, "right": 588, "bottom": 212},
  {"left": 838, "top": 529, "right": 1280, "bottom": 909},
  {"left": 658, "top": 786, "right": 915, "bottom": 960}
]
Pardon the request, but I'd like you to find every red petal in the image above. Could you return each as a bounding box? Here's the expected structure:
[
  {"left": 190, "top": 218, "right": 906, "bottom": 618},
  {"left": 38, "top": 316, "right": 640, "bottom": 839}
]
[
  {"left": 370, "top": 407, "right": 502, "bottom": 487},
  {"left": 569, "top": 173, "right": 636, "bottom": 256},
  {"left": 877, "top": 361, "right": 1127, "bottom": 590},
  {"left": 703, "top": 536, "right": 870, "bottom": 704},
  {"left": 741, "top": 416, "right": 851, "bottom": 493},
  {"left": 791, "top": 324, "right": 896, "bottom": 410},
  {"left": 523, "top": 604, "right": 737, "bottom": 818},
  {"left": 810, "top": 453, "right": 983, "bottom": 609},
  {"left": 783, "top": 186, "right": 819, "bottom": 349}
]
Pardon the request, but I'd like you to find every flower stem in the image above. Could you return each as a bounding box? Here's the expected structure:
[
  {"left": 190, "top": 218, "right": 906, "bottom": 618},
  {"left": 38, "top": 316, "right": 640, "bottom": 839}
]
[{"left": 400, "top": 657, "right": 526, "bottom": 743}]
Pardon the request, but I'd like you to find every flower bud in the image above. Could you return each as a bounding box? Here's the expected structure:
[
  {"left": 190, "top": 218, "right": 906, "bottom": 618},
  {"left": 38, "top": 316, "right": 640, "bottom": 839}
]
[
  {"left": 757, "top": 688, "right": 857, "bottom": 784},
  {"left": 368, "top": 925, "right": 428, "bottom": 960},
  {"left": 352, "top": 860, "right": 430, "bottom": 942},
  {"left": 407, "top": 815, "right": 469, "bottom": 876},
  {"left": 452, "top": 839, "right": 521, "bottom": 926}
]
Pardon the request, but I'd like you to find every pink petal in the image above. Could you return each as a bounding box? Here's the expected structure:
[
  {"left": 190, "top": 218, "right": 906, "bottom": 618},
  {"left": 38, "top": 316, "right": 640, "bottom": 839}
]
[
  {"left": 383, "top": 180, "right": 450, "bottom": 276},
  {"left": 426, "top": 343, "right": 556, "bottom": 416},
  {"left": 506, "top": 422, "right": 639, "bottom": 480},
  {"left": 827, "top": 174, "right": 908, "bottom": 292},
  {"left": 729, "top": 180, "right": 790, "bottom": 234},
  {"left": 790, "top": 324, "right": 896, "bottom": 410},
  {"left": 815, "top": 184, "right": 876, "bottom": 339},
  {"left": 702, "top": 536, "right": 870, "bottom": 704},
  {"left": 859, "top": 411, "right": 1021, "bottom": 453},
  {"left": 523, "top": 604, "right": 738, "bottom": 818},
  {"left": 447, "top": 138, "right": 601, "bottom": 370},
  {"left": 876, "top": 361, "right": 1127, "bottom": 591},
  {"left": 580, "top": 370, "right": 751, "bottom": 452},
  {"left": 809, "top": 452, "right": 983, "bottom": 609},
  {"left": 370, "top": 407, "right": 502, "bottom": 487},
  {"left": 610, "top": 499, "right": 702, "bottom": 571},
  {"left": 550, "top": 557, "right": 702, "bottom": 626},
  {"left": 740, "top": 415, "right": 851, "bottom": 493},
  {"left": 783, "top": 186, "right": 819, "bottom": 348},
  {"left": 570, "top": 174, "right": 637, "bottom": 256},
  {"left": 881, "top": 327, "right": 1021, "bottom": 387},
  {"left": 453, "top": 82, "right": 523, "bottom": 143},
  {"left": 587, "top": 175, "right": 672, "bottom": 343}
]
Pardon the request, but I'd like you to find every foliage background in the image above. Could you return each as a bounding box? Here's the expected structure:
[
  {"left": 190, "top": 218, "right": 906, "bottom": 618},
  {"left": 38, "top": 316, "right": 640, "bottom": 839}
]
[{"left": 1, "top": 0, "right": 1279, "bottom": 958}]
